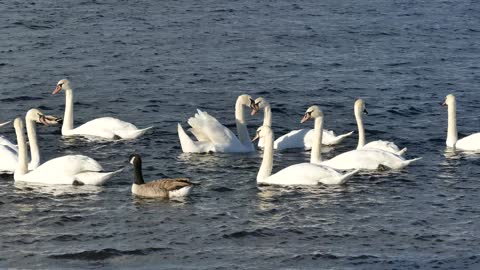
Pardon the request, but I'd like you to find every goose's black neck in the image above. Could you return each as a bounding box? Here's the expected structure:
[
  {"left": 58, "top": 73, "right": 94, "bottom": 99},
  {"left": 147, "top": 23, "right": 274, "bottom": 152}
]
[{"left": 132, "top": 158, "right": 145, "bottom": 185}]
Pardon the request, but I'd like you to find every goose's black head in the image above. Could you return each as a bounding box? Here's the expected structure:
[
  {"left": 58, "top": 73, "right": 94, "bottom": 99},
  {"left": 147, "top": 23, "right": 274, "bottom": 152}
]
[{"left": 129, "top": 154, "right": 142, "bottom": 165}]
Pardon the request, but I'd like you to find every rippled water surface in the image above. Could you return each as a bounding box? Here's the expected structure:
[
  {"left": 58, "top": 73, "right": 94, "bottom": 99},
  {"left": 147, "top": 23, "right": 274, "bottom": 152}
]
[{"left": 1, "top": 0, "right": 480, "bottom": 269}]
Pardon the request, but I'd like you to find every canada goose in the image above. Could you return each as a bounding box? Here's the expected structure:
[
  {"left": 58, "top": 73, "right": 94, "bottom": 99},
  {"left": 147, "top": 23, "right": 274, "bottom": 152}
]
[{"left": 129, "top": 154, "right": 193, "bottom": 198}]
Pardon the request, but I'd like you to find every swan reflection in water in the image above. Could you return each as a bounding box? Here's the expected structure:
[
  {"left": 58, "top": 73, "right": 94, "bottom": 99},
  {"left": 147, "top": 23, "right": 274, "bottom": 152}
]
[{"left": 14, "top": 181, "right": 104, "bottom": 196}]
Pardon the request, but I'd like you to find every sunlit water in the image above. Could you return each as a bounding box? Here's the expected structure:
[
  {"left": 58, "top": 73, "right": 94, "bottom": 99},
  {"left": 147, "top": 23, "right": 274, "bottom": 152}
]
[{"left": 1, "top": 0, "right": 479, "bottom": 269}]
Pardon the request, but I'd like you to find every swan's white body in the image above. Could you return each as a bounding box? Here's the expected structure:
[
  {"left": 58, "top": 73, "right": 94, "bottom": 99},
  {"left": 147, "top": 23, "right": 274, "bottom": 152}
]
[
  {"left": 13, "top": 114, "right": 120, "bottom": 185},
  {"left": 177, "top": 95, "right": 255, "bottom": 153},
  {"left": 255, "top": 107, "right": 358, "bottom": 186},
  {"left": 320, "top": 149, "right": 420, "bottom": 170},
  {"left": 354, "top": 99, "right": 406, "bottom": 156},
  {"left": 298, "top": 105, "right": 420, "bottom": 171},
  {"left": 443, "top": 94, "right": 480, "bottom": 151},
  {"left": 53, "top": 79, "right": 152, "bottom": 140},
  {"left": 252, "top": 97, "right": 352, "bottom": 149}
]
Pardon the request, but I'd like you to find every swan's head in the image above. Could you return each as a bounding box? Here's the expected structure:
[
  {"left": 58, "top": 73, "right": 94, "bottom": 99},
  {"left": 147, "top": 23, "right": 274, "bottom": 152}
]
[
  {"left": 252, "top": 125, "right": 273, "bottom": 142},
  {"left": 442, "top": 94, "right": 456, "bottom": 107},
  {"left": 250, "top": 97, "right": 269, "bottom": 116},
  {"left": 129, "top": 154, "right": 142, "bottom": 165},
  {"left": 26, "top": 108, "right": 62, "bottom": 126},
  {"left": 52, "top": 79, "right": 71, "bottom": 94},
  {"left": 354, "top": 99, "right": 368, "bottom": 115},
  {"left": 301, "top": 105, "right": 323, "bottom": 123}
]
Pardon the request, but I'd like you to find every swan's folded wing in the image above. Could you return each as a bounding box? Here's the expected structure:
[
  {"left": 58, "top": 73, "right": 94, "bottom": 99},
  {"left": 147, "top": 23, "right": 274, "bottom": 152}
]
[
  {"left": 31, "top": 155, "right": 104, "bottom": 177},
  {"left": 456, "top": 133, "right": 480, "bottom": 150},
  {"left": 187, "top": 109, "right": 238, "bottom": 145},
  {"left": 275, "top": 128, "right": 311, "bottom": 150},
  {"left": 364, "top": 140, "right": 400, "bottom": 153},
  {"left": 265, "top": 163, "right": 340, "bottom": 186}
]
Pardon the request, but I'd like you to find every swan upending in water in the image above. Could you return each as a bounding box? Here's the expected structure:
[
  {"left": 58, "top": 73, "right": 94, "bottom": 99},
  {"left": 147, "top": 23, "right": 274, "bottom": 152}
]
[
  {"left": 177, "top": 94, "right": 255, "bottom": 153},
  {"left": 442, "top": 94, "right": 480, "bottom": 151},
  {"left": 13, "top": 116, "right": 121, "bottom": 185},
  {"left": 250, "top": 97, "right": 353, "bottom": 149},
  {"left": 254, "top": 106, "right": 359, "bottom": 186},
  {"left": 52, "top": 79, "right": 152, "bottom": 140}
]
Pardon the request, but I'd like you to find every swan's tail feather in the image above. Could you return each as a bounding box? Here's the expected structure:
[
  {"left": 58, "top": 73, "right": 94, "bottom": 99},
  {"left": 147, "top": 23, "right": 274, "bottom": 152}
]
[
  {"left": 75, "top": 168, "right": 123, "bottom": 186},
  {"left": 327, "top": 131, "right": 354, "bottom": 145},
  {"left": 403, "top": 157, "right": 422, "bottom": 167},
  {"left": 338, "top": 169, "right": 360, "bottom": 185},
  {"left": 178, "top": 123, "right": 198, "bottom": 153},
  {"left": 396, "top": 147, "right": 408, "bottom": 156},
  {"left": 125, "top": 126, "right": 153, "bottom": 139},
  {"left": 0, "top": 121, "right": 11, "bottom": 128}
]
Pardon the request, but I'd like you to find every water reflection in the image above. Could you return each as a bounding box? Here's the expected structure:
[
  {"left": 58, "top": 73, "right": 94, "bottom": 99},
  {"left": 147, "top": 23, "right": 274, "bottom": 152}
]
[{"left": 14, "top": 181, "right": 104, "bottom": 196}]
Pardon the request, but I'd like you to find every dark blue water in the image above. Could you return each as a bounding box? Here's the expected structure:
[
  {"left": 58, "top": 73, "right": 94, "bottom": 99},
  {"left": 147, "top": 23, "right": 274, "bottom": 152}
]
[{"left": 1, "top": 0, "right": 480, "bottom": 269}]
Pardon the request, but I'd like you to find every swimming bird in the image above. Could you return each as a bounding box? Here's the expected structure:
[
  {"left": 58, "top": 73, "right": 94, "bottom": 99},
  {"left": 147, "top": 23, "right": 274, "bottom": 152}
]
[
  {"left": 250, "top": 97, "right": 353, "bottom": 149},
  {"left": 442, "top": 94, "right": 480, "bottom": 151},
  {"left": 52, "top": 79, "right": 152, "bottom": 140},
  {"left": 129, "top": 154, "right": 193, "bottom": 198},
  {"left": 177, "top": 94, "right": 255, "bottom": 153}
]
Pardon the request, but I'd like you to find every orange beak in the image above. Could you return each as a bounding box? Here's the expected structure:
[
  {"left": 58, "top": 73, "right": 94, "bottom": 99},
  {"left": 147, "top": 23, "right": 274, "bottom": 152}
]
[
  {"left": 300, "top": 113, "right": 311, "bottom": 123},
  {"left": 52, "top": 85, "right": 62, "bottom": 94}
]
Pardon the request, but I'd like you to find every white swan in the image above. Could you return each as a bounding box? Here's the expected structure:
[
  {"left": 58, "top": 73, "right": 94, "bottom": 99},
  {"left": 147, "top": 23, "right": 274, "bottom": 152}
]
[
  {"left": 254, "top": 106, "right": 359, "bottom": 186},
  {"left": 0, "top": 109, "right": 61, "bottom": 174},
  {"left": 177, "top": 94, "right": 255, "bottom": 153},
  {"left": 52, "top": 79, "right": 152, "bottom": 140},
  {"left": 298, "top": 106, "right": 421, "bottom": 170},
  {"left": 251, "top": 97, "right": 353, "bottom": 149},
  {"left": 13, "top": 117, "right": 121, "bottom": 185},
  {"left": 129, "top": 154, "right": 193, "bottom": 198},
  {"left": 354, "top": 99, "right": 406, "bottom": 155},
  {"left": 443, "top": 94, "right": 480, "bottom": 151}
]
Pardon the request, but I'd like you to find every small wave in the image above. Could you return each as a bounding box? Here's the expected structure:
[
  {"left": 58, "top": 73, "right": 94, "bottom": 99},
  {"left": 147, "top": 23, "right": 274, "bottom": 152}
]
[
  {"left": 0, "top": 96, "right": 43, "bottom": 102},
  {"left": 49, "top": 247, "right": 170, "bottom": 261}
]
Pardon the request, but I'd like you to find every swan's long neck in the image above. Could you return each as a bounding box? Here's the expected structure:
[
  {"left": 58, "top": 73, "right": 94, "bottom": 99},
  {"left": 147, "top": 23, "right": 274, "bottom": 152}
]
[
  {"left": 310, "top": 116, "right": 323, "bottom": 164},
  {"left": 235, "top": 98, "right": 252, "bottom": 148},
  {"left": 62, "top": 89, "right": 74, "bottom": 134},
  {"left": 14, "top": 122, "right": 28, "bottom": 179},
  {"left": 133, "top": 161, "right": 145, "bottom": 185},
  {"left": 446, "top": 100, "right": 458, "bottom": 147},
  {"left": 355, "top": 107, "right": 365, "bottom": 149},
  {"left": 257, "top": 130, "right": 274, "bottom": 182},
  {"left": 26, "top": 119, "right": 40, "bottom": 168},
  {"left": 262, "top": 104, "right": 272, "bottom": 127}
]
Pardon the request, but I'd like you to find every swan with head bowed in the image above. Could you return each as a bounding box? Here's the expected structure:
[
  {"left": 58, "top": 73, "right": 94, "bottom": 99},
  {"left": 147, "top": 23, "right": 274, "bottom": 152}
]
[
  {"left": 52, "top": 79, "right": 152, "bottom": 140},
  {"left": 177, "top": 94, "right": 256, "bottom": 153},
  {"left": 253, "top": 106, "right": 359, "bottom": 186},
  {"left": 0, "top": 109, "right": 61, "bottom": 174},
  {"left": 442, "top": 94, "right": 480, "bottom": 151},
  {"left": 250, "top": 97, "right": 353, "bottom": 150},
  {"left": 300, "top": 106, "right": 421, "bottom": 170},
  {"left": 12, "top": 115, "right": 121, "bottom": 185},
  {"left": 354, "top": 99, "right": 406, "bottom": 155}
]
